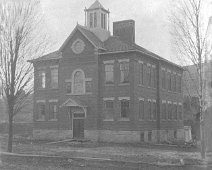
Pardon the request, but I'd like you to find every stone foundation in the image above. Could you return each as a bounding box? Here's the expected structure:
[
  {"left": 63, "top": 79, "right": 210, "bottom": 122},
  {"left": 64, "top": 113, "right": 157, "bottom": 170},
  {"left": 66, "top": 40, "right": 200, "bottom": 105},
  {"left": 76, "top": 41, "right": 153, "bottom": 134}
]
[
  {"left": 33, "top": 129, "right": 72, "bottom": 140},
  {"left": 99, "top": 130, "right": 140, "bottom": 143},
  {"left": 33, "top": 129, "right": 185, "bottom": 143},
  {"left": 84, "top": 130, "right": 99, "bottom": 142}
]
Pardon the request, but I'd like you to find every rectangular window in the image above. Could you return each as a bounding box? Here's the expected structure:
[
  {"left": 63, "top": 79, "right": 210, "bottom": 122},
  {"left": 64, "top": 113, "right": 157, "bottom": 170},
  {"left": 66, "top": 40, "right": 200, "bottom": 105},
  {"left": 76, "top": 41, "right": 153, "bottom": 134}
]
[
  {"left": 85, "top": 81, "right": 92, "bottom": 93},
  {"left": 162, "top": 69, "right": 166, "bottom": 89},
  {"left": 167, "top": 72, "right": 171, "bottom": 91},
  {"left": 178, "top": 75, "right": 182, "bottom": 93},
  {"left": 152, "top": 66, "right": 156, "bottom": 88},
  {"left": 105, "top": 64, "right": 114, "bottom": 84},
  {"left": 38, "top": 70, "right": 46, "bottom": 89},
  {"left": 147, "top": 65, "right": 151, "bottom": 87},
  {"left": 168, "top": 102, "right": 172, "bottom": 120},
  {"left": 121, "top": 100, "right": 130, "bottom": 118},
  {"left": 139, "top": 99, "right": 144, "bottom": 120},
  {"left": 173, "top": 103, "right": 177, "bottom": 120},
  {"left": 37, "top": 103, "right": 45, "bottom": 120},
  {"left": 161, "top": 102, "right": 166, "bottom": 120},
  {"left": 66, "top": 82, "right": 72, "bottom": 93},
  {"left": 90, "top": 13, "right": 93, "bottom": 28},
  {"left": 178, "top": 104, "right": 183, "bottom": 120},
  {"left": 103, "top": 14, "right": 106, "bottom": 29},
  {"left": 173, "top": 73, "right": 176, "bottom": 92},
  {"left": 101, "top": 13, "right": 104, "bottom": 28},
  {"left": 148, "top": 131, "right": 152, "bottom": 141},
  {"left": 152, "top": 100, "right": 157, "bottom": 120},
  {"left": 139, "top": 62, "right": 144, "bottom": 85},
  {"left": 50, "top": 68, "right": 58, "bottom": 89},
  {"left": 94, "top": 12, "right": 97, "bottom": 27},
  {"left": 120, "top": 62, "right": 129, "bottom": 83},
  {"left": 49, "top": 102, "right": 57, "bottom": 120},
  {"left": 104, "top": 100, "right": 114, "bottom": 120},
  {"left": 148, "top": 100, "right": 151, "bottom": 120}
]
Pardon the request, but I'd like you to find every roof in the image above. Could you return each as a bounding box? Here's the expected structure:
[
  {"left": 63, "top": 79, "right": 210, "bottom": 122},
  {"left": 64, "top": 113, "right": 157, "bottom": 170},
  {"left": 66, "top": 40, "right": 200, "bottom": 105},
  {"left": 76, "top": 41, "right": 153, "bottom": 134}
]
[
  {"left": 60, "top": 98, "right": 87, "bottom": 107},
  {"left": 87, "top": 0, "right": 108, "bottom": 12},
  {"left": 28, "top": 51, "right": 61, "bottom": 63},
  {"left": 104, "top": 36, "right": 134, "bottom": 52},
  {"left": 77, "top": 25, "right": 105, "bottom": 50},
  {"left": 30, "top": 24, "right": 182, "bottom": 69}
]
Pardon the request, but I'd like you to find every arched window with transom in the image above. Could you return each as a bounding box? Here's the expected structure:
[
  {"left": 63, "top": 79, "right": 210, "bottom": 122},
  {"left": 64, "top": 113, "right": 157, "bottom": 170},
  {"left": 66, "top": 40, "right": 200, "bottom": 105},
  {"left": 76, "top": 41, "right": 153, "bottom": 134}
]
[{"left": 72, "top": 69, "right": 85, "bottom": 94}]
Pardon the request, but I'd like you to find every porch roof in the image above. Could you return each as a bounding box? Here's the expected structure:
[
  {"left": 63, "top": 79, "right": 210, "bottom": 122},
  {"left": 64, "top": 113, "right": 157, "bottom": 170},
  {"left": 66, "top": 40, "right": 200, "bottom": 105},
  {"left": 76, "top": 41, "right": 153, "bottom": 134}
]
[{"left": 60, "top": 98, "right": 87, "bottom": 108}]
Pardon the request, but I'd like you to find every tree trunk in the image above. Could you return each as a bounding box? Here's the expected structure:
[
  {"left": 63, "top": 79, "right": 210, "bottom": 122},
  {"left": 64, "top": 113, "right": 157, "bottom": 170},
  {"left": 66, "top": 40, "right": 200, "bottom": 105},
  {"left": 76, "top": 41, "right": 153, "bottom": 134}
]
[
  {"left": 200, "top": 113, "right": 206, "bottom": 159},
  {"left": 7, "top": 114, "right": 13, "bottom": 153}
]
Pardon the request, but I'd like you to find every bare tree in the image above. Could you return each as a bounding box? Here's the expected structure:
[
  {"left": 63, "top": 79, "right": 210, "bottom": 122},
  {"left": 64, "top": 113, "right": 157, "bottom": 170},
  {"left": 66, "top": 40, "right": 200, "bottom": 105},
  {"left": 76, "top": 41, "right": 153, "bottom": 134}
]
[
  {"left": 0, "top": 0, "right": 50, "bottom": 152},
  {"left": 170, "top": 0, "right": 211, "bottom": 159}
]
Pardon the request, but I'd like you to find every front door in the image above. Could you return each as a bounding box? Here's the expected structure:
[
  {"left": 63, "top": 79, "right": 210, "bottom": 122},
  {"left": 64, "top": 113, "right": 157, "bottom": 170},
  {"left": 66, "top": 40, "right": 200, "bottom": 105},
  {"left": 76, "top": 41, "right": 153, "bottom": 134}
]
[{"left": 73, "top": 118, "right": 84, "bottom": 138}]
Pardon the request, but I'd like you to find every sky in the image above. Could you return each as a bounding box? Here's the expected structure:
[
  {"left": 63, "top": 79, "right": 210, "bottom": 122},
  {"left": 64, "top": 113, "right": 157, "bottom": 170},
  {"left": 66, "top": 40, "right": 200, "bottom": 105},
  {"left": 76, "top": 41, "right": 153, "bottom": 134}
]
[{"left": 40, "top": 0, "right": 212, "bottom": 63}]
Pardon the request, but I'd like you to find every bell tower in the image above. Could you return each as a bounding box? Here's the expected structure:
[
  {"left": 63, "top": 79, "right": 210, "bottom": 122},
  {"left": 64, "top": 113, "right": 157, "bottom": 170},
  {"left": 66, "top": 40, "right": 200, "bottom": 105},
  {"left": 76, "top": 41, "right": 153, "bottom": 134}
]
[{"left": 85, "top": 0, "right": 110, "bottom": 41}]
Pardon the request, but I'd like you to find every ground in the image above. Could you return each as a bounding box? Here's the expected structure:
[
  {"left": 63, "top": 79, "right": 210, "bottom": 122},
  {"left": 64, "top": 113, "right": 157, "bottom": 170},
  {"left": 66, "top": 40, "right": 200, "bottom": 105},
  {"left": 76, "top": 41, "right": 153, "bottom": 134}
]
[{"left": 0, "top": 135, "right": 212, "bottom": 169}]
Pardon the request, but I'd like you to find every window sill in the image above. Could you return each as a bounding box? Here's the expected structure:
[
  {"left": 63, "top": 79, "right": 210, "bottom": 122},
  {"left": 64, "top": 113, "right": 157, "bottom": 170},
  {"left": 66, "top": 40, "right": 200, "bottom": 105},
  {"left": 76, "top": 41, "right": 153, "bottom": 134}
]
[
  {"left": 105, "top": 84, "right": 114, "bottom": 86},
  {"left": 147, "top": 86, "right": 156, "bottom": 90},
  {"left": 139, "top": 119, "right": 145, "bottom": 121},
  {"left": 36, "top": 119, "right": 45, "bottom": 122},
  {"left": 49, "top": 119, "right": 57, "bottom": 121},
  {"left": 138, "top": 84, "right": 145, "bottom": 87},
  {"left": 37, "top": 88, "right": 46, "bottom": 91},
  {"left": 103, "top": 119, "right": 114, "bottom": 121},
  {"left": 50, "top": 88, "right": 59, "bottom": 90},
  {"left": 66, "top": 93, "right": 92, "bottom": 96},
  {"left": 147, "top": 119, "right": 157, "bottom": 121},
  {"left": 119, "top": 83, "right": 130, "bottom": 86},
  {"left": 118, "top": 118, "right": 130, "bottom": 121}
]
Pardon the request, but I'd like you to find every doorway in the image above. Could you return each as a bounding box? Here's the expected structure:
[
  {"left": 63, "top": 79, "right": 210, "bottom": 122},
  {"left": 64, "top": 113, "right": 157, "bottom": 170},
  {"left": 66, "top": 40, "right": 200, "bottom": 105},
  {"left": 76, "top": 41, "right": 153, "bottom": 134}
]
[{"left": 73, "top": 118, "right": 84, "bottom": 138}]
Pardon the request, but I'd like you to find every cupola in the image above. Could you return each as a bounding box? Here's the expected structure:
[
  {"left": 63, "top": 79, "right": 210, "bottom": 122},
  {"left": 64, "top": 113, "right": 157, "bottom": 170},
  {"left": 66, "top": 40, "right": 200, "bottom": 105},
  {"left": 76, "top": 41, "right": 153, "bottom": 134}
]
[{"left": 84, "top": 0, "right": 110, "bottom": 41}]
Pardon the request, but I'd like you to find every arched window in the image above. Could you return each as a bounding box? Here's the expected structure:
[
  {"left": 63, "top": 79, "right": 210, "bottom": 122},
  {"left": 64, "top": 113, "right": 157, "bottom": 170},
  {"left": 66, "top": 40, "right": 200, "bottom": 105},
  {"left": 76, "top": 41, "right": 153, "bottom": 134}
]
[{"left": 73, "top": 70, "right": 85, "bottom": 94}]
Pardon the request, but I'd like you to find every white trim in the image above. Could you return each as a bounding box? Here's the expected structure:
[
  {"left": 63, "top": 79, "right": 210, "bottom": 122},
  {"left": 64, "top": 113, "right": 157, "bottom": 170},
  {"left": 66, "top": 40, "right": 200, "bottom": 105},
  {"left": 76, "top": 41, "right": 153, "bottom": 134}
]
[
  {"left": 49, "top": 99, "right": 58, "bottom": 103},
  {"left": 167, "top": 101, "right": 172, "bottom": 104},
  {"left": 118, "top": 97, "right": 130, "bottom": 100},
  {"left": 118, "top": 118, "right": 130, "bottom": 121},
  {"left": 162, "top": 100, "right": 166, "bottom": 103},
  {"left": 118, "top": 59, "right": 129, "bottom": 63},
  {"left": 36, "top": 100, "right": 45, "bottom": 103},
  {"left": 103, "top": 60, "right": 115, "bottom": 64},
  {"left": 103, "top": 119, "right": 114, "bottom": 121},
  {"left": 65, "top": 79, "right": 72, "bottom": 83},
  {"left": 85, "top": 78, "right": 92, "bottom": 81},
  {"left": 49, "top": 119, "right": 57, "bottom": 121},
  {"left": 138, "top": 97, "right": 144, "bottom": 101},
  {"left": 37, "top": 66, "right": 46, "bottom": 70},
  {"left": 71, "top": 69, "right": 86, "bottom": 94},
  {"left": 103, "top": 97, "right": 115, "bottom": 101},
  {"left": 49, "top": 65, "right": 59, "bottom": 69},
  {"left": 138, "top": 60, "right": 143, "bottom": 64},
  {"left": 178, "top": 103, "right": 182, "bottom": 105}
]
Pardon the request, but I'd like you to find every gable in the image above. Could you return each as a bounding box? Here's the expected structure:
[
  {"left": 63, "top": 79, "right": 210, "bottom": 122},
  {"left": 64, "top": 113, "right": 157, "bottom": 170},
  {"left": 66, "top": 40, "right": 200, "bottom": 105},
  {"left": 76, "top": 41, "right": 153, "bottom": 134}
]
[{"left": 61, "top": 28, "right": 96, "bottom": 58}]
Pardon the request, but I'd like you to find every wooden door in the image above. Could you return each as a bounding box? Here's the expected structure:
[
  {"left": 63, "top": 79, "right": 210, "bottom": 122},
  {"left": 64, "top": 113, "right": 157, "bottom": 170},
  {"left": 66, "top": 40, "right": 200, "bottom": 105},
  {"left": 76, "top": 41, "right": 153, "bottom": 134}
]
[{"left": 73, "top": 119, "right": 84, "bottom": 138}]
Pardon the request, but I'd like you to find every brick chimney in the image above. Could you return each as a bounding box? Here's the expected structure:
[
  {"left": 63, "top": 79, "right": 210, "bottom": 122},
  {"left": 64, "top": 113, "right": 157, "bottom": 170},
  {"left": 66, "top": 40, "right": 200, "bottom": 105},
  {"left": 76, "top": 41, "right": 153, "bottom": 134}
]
[{"left": 113, "top": 20, "right": 135, "bottom": 44}]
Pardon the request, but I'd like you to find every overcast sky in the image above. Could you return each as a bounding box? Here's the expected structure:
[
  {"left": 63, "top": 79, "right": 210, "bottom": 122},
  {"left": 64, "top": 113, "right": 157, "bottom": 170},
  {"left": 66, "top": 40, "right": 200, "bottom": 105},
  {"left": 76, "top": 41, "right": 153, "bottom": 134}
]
[{"left": 40, "top": 0, "right": 212, "bottom": 63}]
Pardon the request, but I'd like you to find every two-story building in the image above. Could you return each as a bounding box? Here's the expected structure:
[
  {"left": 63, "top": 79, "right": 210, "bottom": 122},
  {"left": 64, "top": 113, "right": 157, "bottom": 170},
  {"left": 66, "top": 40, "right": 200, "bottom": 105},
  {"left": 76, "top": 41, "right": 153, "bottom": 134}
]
[{"left": 29, "top": 0, "right": 184, "bottom": 143}]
